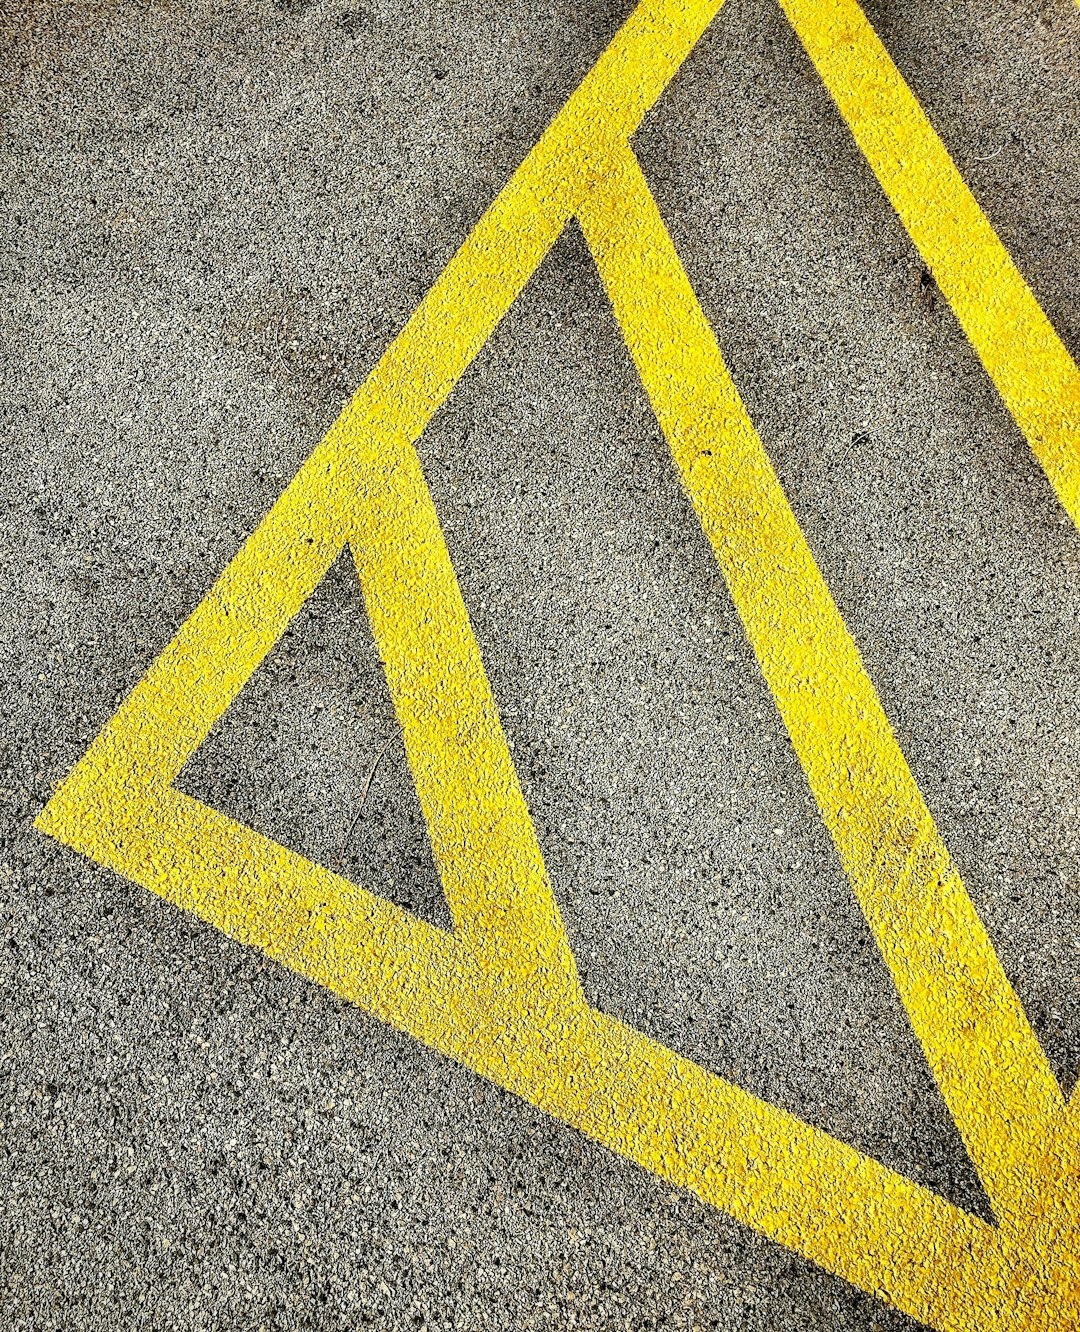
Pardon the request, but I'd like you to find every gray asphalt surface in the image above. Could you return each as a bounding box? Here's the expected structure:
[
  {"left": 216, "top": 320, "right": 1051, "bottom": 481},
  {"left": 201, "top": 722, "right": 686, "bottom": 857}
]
[{"left": 2, "top": 0, "right": 1079, "bottom": 1327}]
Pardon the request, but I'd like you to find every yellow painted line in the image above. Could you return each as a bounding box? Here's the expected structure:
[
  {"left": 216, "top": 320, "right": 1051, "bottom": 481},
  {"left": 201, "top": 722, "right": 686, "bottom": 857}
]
[
  {"left": 34, "top": 1, "right": 1080, "bottom": 1328},
  {"left": 780, "top": 0, "right": 1080, "bottom": 530},
  {"left": 779, "top": 0, "right": 1080, "bottom": 1241},
  {"left": 577, "top": 140, "right": 1062, "bottom": 1234}
]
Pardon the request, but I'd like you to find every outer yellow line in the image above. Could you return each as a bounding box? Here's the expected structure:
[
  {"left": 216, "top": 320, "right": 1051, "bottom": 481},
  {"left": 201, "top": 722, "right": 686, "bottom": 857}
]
[
  {"left": 47, "top": 777, "right": 1004, "bottom": 1331},
  {"left": 779, "top": 0, "right": 1080, "bottom": 530},
  {"left": 576, "top": 140, "right": 1064, "bottom": 1230}
]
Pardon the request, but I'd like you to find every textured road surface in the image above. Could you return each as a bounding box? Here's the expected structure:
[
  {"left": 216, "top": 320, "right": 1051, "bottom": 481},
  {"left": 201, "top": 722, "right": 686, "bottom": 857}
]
[{"left": 3, "top": 0, "right": 1080, "bottom": 1328}]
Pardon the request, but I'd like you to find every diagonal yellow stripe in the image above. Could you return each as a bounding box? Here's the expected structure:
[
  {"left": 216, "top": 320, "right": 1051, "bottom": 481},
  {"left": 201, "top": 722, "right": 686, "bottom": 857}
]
[
  {"left": 780, "top": 0, "right": 1080, "bottom": 537},
  {"left": 577, "top": 139, "right": 1064, "bottom": 1229},
  {"left": 40, "top": 0, "right": 729, "bottom": 982}
]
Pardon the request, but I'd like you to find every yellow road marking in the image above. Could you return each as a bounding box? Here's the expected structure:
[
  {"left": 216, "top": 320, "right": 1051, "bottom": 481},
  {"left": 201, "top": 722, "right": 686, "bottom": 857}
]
[
  {"left": 578, "top": 137, "right": 1063, "bottom": 1234},
  {"left": 35, "top": 1, "right": 1080, "bottom": 1327},
  {"left": 780, "top": 0, "right": 1080, "bottom": 528}
]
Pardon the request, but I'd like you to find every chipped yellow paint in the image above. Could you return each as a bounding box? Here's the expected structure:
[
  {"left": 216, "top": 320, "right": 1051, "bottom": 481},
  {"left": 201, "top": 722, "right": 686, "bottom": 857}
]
[{"left": 35, "top": 0, "right": 1080, "bottom": 1327}]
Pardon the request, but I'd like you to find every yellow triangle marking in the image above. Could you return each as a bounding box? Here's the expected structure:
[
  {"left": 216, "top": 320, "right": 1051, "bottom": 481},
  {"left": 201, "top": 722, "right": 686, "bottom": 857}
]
[{"left": 36, "top": 1, "right": 1080, "bottom": 1327}]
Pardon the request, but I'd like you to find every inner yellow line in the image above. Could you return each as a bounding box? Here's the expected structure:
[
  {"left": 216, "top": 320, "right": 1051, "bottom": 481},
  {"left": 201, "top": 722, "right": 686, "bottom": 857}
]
[{"left": 577, "top": 140, "right": 1065, "bottom": 1231}]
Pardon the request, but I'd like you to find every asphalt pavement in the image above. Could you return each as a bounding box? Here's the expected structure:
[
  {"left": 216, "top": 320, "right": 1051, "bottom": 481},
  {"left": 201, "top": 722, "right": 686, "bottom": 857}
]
[{"left": 2, "top": 0, "right": 1079, "bottom": 1328}]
